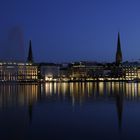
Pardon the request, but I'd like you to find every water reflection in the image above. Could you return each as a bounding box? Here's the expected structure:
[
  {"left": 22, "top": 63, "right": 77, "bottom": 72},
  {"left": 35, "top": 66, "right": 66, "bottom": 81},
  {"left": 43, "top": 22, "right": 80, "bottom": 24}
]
[
  {"left": 114, "top": 83, "right": 123, "bottom": 131},
  {"left": 0, "top": 82, "right": 140, "bottom": 106},
  {"left": 0, "top": 82, "right": 140, "bottom": 109},
  {"left": 43, "top": 82, "right": 140, "bottom": 102},
  {"left": 43, "top": 82, "right": 140, "bottom": 131},
  {"left": 0, "top": 84, "right": 39, "bottom": 108},
  {"left": 0, "top": 82, "right": 140, "bottom": 132}
]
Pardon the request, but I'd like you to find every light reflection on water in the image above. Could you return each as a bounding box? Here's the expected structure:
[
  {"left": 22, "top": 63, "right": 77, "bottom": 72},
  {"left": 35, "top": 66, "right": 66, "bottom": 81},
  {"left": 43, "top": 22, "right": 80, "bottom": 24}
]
[
  {"left": 43, "top": 82, "right": 140, "bottom": 102},
  {"left": 0, "top": 82, "right": 140, "bottom": 140}
]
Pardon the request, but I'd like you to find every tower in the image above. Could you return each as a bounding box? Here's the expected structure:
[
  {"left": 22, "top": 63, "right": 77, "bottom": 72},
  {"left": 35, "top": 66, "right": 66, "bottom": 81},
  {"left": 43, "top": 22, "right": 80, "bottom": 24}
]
[
  {"left": 27, "top": 40, "right": 34, "bottom": 63},
  {"left": 116, "top": 33, "right": 122, "bottom": 65}
]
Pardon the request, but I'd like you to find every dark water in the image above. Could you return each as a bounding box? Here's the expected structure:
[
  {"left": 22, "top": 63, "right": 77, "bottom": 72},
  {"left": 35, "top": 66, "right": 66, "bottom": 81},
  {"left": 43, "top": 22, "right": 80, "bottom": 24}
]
[{"left": 0, "top": 82, "right": 140, "bottom": 140}]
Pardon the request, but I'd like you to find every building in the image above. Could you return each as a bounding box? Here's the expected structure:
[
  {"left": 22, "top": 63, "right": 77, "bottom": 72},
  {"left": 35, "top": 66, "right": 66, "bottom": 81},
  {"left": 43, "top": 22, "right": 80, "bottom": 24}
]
[
  {"left": 116, "top": 32, "right": 122, "bottom": 65},
  {"left": 0, "top": 33, "right": 140, "bottom": 82},
  {"left": 0, "top": 40, "right": 39, "bottom": 82},
  {"left": 68, "top": 61, "right": 104, "bottom": 81},
  {"left": 122, "top": 62, "right": 140, "bottom": 81},
  {"left": 39, "top": 63, "right": 60, "bottom": 81},
  {"left": 27, "top": 40, "right": 34, "bottom": 63},
  {"left": 0, "top": 62, "right": 38, "bottom": 82}
]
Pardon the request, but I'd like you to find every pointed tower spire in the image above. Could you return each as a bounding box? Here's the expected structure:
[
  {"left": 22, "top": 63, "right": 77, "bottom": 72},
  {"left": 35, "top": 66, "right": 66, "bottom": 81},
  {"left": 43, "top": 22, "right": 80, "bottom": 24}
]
[
  {"left": 116, "top": 32, "right": 122, "bottom": 65},
  {"left": 27, "top": 40, "right": 34, "bottom": 63}
]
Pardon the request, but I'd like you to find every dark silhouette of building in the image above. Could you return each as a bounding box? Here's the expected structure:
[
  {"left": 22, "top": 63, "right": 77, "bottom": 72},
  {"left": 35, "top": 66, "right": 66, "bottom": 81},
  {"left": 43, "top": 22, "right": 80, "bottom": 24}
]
[
  {"left": 27, "top": 40, "right": 34, "bottom": 63},
  {"left": 116, "top": 33, "right": 122, "bottom": 65}
]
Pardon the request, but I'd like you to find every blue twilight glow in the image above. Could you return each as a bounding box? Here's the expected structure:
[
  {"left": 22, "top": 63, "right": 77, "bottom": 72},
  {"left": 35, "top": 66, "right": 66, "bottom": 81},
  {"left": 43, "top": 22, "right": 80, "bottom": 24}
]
[{"left": 0, "top": 0, "right": 140, "bottom": 62}]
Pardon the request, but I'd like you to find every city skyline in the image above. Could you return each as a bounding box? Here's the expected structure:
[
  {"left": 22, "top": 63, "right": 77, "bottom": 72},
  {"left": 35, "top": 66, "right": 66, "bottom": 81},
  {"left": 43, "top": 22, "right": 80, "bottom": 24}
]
[
  {"left": 0, "top": 32, "right": 138, "bottom": 64},
  {"left": 1, "top": 0, "right": 140, "bottom": 62}
]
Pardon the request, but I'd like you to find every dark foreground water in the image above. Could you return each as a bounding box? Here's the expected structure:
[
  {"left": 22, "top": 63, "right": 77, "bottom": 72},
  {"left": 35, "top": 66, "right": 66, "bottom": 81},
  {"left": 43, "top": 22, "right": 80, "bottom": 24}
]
[{"left": 0, "top": 82, "right": 140, "bottom": 140}]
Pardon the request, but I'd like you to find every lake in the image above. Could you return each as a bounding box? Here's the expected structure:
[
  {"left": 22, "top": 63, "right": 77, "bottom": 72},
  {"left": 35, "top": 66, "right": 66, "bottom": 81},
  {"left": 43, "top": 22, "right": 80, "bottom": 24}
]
[{"left": 0, "top": 82, "right": 140, "bottom": 140}]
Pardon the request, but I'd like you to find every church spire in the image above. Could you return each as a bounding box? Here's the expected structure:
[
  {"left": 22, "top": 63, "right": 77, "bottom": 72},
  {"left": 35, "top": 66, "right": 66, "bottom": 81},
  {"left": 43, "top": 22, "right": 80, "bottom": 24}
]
[
  {"left": 27, "top": 40, "right": 34, "bottom": 63},
  {"left": 116, "top": 32, "right": 122, "bottom": 65}
]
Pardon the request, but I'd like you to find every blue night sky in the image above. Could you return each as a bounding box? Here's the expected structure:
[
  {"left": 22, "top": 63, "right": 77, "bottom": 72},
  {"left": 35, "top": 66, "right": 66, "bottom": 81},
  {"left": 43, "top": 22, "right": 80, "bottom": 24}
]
[{"left": 0, "top": 0, "right": 140, "bottom": 63}]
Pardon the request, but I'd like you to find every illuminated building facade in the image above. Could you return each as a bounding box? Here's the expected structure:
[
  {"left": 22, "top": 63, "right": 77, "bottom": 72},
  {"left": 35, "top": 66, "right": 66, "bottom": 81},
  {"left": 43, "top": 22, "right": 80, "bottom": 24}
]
[
  {"left": 123, "top": 66, "right": 138, "bottom": 80},
  {"left": 0, "top": 62, "right": 38, "bottom": 82},
  {"left": 0, "top": 40, "right": 39, "bottom": 82},
  {"left": 122, "top": 62, "right": 140, "bottom": 81},
  {"left": 39, "top": 63, "right": 60, "bottom": 81},
  {"left": 68, "top": 62, "right": 104, "bottom": 81}
]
